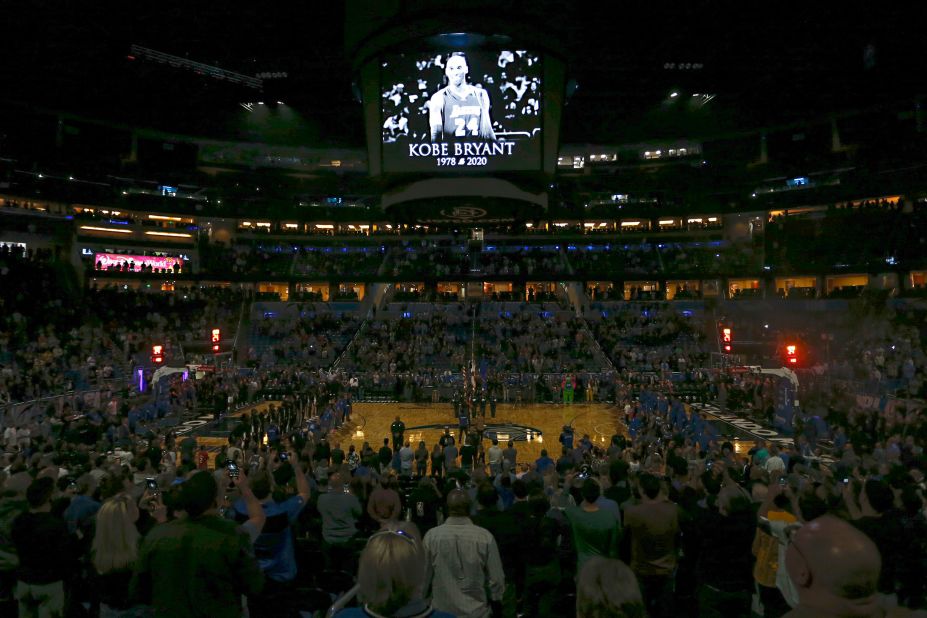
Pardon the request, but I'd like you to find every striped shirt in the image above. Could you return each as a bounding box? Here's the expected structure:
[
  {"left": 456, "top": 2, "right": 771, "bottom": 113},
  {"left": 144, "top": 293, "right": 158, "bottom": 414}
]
[{"left": 423, "top": 517, "right": 505, "bottom": 618}]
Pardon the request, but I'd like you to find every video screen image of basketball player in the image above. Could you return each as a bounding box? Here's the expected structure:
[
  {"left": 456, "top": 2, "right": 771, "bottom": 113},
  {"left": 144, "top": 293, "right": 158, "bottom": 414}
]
[{"left": 428, "top": 53, "right": 496, "bottom": 142}]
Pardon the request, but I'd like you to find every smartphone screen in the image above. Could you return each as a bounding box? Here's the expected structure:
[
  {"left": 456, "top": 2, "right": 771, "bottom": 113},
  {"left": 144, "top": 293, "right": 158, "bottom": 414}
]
[{"left": 227, "top": 463, "right": 240, "bottom": 478}]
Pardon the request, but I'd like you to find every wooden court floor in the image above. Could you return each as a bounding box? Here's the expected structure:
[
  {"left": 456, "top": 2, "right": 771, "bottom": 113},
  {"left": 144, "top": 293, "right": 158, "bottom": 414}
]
[{"left": 332, "top": 402, "right": 624, "bottom": 465}]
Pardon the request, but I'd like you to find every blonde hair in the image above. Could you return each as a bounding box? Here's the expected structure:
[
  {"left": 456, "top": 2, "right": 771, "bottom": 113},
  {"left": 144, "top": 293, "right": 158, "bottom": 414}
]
[
  {"left": 91, "top": 494, "right": 140, "bottom": 574},
  {"left": 357, "top": 527, "right": 425, "bottom": 615},
  {"left": 576, "top": 557, "right": 645, "bottom": 618}
]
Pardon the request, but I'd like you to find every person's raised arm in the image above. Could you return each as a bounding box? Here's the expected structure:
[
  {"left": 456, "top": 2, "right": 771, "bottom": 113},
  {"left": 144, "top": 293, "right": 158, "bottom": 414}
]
[
  {"left": 842, "top": 481, "right": 863, "bottom": 520},
  {"left": 290, "top": 450, "right": 311, "bottom": 503},
  {"left": 234, "top": 467, "right": 266, "bottom": 535},
  {"left": 788, "top": 487, "right": 804, "bottom": 523},
  {"left": 758, "top": 481, "right": 779, "bottom": 519},
  {"left": 140, "top": 489, "right": 168, "bottom": 525}
]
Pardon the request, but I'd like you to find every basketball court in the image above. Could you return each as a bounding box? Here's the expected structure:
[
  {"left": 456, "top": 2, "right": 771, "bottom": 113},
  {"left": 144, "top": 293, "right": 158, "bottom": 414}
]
[{"left": 331, "top": 402, "right": 623, "bottom": 464}]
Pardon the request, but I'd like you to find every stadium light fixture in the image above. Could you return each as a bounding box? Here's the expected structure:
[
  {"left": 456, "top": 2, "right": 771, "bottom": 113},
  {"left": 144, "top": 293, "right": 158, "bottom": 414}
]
[
  {"left": 144, "top": 231, "right": 192, "bottom": 238},
  {"left": 80, "top": 225, "right": 132, "bottom": 234}
]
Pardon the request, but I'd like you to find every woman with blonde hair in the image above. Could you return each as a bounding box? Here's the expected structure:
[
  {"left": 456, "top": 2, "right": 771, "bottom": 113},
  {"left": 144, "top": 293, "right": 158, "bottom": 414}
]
[
  {"left": 336, "top": 524, "right": 454, "bottom": 618},
  {"left": 90, "top": 493, "right": 152, "bottom": 617}
]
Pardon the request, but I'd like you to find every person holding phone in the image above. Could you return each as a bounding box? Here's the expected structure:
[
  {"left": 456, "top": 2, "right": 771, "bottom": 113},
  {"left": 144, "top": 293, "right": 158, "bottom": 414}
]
[
  {"left": 230, "top": 448, "right": 310, "bottom": 600},
  {"left": 130, "top": 470, "right": 265, "bottom": 617}
]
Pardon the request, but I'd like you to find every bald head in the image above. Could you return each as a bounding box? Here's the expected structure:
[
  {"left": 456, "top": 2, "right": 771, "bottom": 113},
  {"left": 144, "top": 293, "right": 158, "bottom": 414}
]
[
  {"left": 786, "top": 516, "right": 882, "bottom": 617},
  {"left": 447, "top": 489, "right": 471, "bottom": 517}
]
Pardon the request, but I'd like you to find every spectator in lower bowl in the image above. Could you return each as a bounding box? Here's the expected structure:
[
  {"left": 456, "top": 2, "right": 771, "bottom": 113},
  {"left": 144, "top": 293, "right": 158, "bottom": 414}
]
[
  {"left": 576, "top": 557, "right": 645, "bottom": 618},
  {"left": 130, "top": 470, "right": 264, "bottom": 617},
  {"left": 90, "top": 493, "right": 151, "bottom": 617},
  {"left": 336, "top": 525, "right": 455, "bottom": 618}
]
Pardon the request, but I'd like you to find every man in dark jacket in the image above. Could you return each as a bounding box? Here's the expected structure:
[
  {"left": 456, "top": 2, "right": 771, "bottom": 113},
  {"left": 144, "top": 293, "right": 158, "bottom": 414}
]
[
  {"left": 11, "top": 476, "right": 79, "bottom": 618},
  {"left": 694, "top": 485, "right": 757, "bottom": 617},
  {"left": 131, "top": 471, "right": 264, "bottom": 617},
  {"left": 377, "top": 438, "right": 392, "bottom": 474}
]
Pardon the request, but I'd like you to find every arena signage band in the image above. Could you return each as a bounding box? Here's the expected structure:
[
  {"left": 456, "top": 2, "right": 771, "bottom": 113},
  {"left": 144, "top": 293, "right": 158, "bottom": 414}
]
[
  {"left": 416, "top": 216, "right": 515, "bottom": 224},
  {"left": 94, "top": 252, "right": 183, "bottom": 272},
  {"left": 381, "top": 50, "right": 542, "bottom": 173}
]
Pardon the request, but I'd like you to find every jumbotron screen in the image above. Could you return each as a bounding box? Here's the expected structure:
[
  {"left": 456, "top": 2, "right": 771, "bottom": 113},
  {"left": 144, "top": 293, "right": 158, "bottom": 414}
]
[{"left": 380, "top": 50, "right": 542, "bottom": 173}]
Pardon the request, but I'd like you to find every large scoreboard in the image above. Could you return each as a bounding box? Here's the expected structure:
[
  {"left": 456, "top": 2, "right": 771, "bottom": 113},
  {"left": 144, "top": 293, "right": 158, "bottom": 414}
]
[
  {"left": 358, "top": 34, "right": 565, "bottom": 178},
  {"left": 349, "top": 3, "right": 568, "bottom": 224},
  {"left": 380, "top": 50, "right": 543, "bottom": 173}
]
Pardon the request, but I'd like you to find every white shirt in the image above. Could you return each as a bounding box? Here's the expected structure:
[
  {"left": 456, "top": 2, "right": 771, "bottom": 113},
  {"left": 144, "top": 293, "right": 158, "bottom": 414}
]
[
  {"left": 765, "top": 455, "right": 786, "bottom": 475},
  {"left": 399, "top": 446, "right": 415, "bottom": 469}
]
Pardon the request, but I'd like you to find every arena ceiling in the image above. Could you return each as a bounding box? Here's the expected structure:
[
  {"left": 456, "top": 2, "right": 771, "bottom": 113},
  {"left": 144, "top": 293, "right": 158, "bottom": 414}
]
[{"left": 0, "top": 2, "right": 924, "bottom": 150}]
